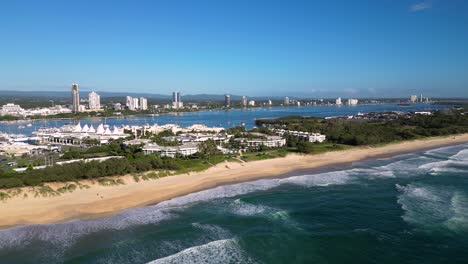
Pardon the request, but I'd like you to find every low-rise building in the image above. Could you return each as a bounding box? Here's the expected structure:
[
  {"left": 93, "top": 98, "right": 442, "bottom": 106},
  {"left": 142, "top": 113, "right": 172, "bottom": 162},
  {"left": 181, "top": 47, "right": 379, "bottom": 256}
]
[
  {"left": 235, "top": 135, "right": 286, "bottom": 148},
  {"left": 273, "top": 129, "right": 326, "bottom": 143},
  {"left": 143, "top": 142, "right": 199, "bottom": 157}
]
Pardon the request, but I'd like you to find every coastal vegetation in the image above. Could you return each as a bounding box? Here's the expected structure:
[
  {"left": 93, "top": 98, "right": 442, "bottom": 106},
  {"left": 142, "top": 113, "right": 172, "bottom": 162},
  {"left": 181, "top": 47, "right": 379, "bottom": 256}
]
[
  {"left": 256, "top": 110, "right": 468, "bottom": 146},
  {"left": 1, "top": 109, "right": 467, "bottom": 191}
]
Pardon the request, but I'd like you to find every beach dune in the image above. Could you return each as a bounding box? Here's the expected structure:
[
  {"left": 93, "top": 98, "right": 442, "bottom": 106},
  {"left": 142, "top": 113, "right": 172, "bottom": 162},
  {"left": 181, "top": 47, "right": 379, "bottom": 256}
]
[{"left": 1, "top": 134, "right": 468, "bottom": 228}]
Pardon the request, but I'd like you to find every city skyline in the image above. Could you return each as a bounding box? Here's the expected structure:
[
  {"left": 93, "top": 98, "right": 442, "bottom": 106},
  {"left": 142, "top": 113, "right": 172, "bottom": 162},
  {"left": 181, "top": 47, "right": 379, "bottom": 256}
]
[{"left": 0, "top": 0, "right": 467, "bottom": 98}]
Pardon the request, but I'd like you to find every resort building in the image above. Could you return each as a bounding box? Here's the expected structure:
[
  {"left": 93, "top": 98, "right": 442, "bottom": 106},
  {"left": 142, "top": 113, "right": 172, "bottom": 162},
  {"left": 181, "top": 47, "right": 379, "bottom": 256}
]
[
  {"left": 284, "top": 97, "right": 290, "bottom": 105},
  {"left": 410, "top": 95, "right": 418, "bottom": 103},
  {"left": 0, "top": 142, "right": 55, "bottom": 157},
  {"left": 248, "top": 100, "right": 255, "bottom": 107},
  {"left": 124, "top": 124, "right": 224, "bottom": 138},
  {"left": 142, "top": 142, "right": 199, "bottom": 158},
  {"left": 273, "top": 129, "right": 326, "bottom": 143},
  {"left": 235, "top": 134, "right": 286, "bottom": 149},
  {"left": 33, "top": 123, "right": 128, "bottom": 145},
  {"left": 163, "top": 133, "right": 231, "bottom": 144},
  {"left": 0, "top": 103, "right": 25, "bottom": 116}
]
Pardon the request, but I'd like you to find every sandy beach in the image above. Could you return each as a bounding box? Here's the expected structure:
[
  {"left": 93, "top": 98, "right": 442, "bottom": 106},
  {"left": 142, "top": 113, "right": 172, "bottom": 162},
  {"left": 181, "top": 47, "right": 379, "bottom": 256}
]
[{"left": 1, "top": 134, "right": 467, "bottom": 229}]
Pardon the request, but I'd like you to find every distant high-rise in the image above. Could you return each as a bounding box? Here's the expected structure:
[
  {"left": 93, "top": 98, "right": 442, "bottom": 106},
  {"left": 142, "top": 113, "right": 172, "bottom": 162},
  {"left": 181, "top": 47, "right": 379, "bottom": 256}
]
[
  {"left": 410, "top": 95, "right": 418, "bottom": 103},
  {"left": 224, "top": 94, "right": 231, "bottom": 108},
  {"left": 140, "top": 97, "right": 148, "bottom": 110},
  {"left": 268, "top": 100, "right": 273, "bottom": 106},
  {"left": 420, "top": 94, "right": 423, "bottom": 102},
  {"left": 172, "top": 91, "right": 183, "bottom": 109},
  {"left": 336, "top": 97, "right": 342, "bottom": 105},
  {"left": 88, "top": 91, "right": 101, "bottom": 110},
  {"left": 241, "top": 96, "right": 248, "bottom": 107},
  {"left": 126, "top": 96, "right": 135, "bottom": 110},
  {"left": 284, "top": 97, "right": 290, "bottom": 105},
  {"left": 71, "top": 83, "right": 80, "bottom": 113},
  {"left": 348, "top": 98, "right": 358, "bottom": 105},
  {"left": 248, "top": 100, "right": 255, "bottom": 107},
  {"left": 132, "top": 97, "right": 139, "bottom": 110}
]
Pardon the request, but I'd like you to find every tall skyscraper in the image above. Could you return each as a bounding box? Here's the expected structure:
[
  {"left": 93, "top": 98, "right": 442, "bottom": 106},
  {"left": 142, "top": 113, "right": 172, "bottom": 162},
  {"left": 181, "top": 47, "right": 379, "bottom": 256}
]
[
  {"left": 126, "top": 96, "right": 135, "bottom": 110},
  {"left": 284, "top": 97, "right": 290, "bottom": 105},
  {"left": 241, "top": 96, "right": 248, "bottom": 107},
  {"left": 132, "top": 97, "right": 139, "bottom": 110},
  {"left": 140, "top": 97, "right": 148, "bottom": 110},
  {"left": 71, "top": 83, "right": 80, "bottom": 113},
  {"left": 172, "top": 91, "right": 183, "bottom": 109},
  {"left": 224, "top": 94, "right": 231, "bottom": 108},
  {"left": 420, "top": 94, "right": 423, "bottom": 102},
  {"left": 88, "top": 91, "right": 101, "bottom": 110}
]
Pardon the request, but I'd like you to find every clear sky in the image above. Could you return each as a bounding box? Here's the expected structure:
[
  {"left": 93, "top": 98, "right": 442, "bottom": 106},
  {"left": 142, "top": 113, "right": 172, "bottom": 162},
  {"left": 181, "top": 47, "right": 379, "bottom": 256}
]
[{"left": 0, "top": 0, "right": 467, "bottom": 98}]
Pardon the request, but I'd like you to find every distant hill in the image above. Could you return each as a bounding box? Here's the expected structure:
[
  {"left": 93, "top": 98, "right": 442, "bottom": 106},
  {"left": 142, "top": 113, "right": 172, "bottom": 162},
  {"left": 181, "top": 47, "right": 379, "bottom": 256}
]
[{"left": 0, "top": 90, "right": 296, "bottom": 101}]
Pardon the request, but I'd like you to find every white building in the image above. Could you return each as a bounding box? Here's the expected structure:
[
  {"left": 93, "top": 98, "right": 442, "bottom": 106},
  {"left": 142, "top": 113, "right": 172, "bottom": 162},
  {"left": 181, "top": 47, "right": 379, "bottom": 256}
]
[
  {"left": 241, "top": 96, "right": 248, "bottom": 107},
  {"left": 1, "top": 103, "right": 24, "bottom": 116},
  {"left": 347, "top": 98, "right": 358, "bottom": 105},
  {"left": 268, "top": 100, "right": 273, "bottom": 106},
  {"left": 126, "top": 96, "right": 135, "bottom": 110},
  {"left": 88, "top": 92, "right": 101, "bottom": 110},
  {"left": 236, "top": 135, "right": 286, "bottom": 148},
  {"left": 172, "top": 91, "right": 183, "bottom": 109},
  {"left": 308, "top": 133, "right": 326, "bottom": 143},
  {"left": 248, "top": 100, "right": 255, "bottom": 107},
  {"left": 143, "top": 142, "right": 199, "bottom": 158},
  {"left": 410, "top": 95, "right": 418, "bottom": 102},
  {"left": 336, "top": 97, "right": 342, "bottom": 105},
  {"left": 284, "top": 97, "right": 290, "bottom": 105},
  {"left": 140, "top": 97, "right": 148, "bottom": 110},
  {"left": 114, "top": 103, "right": 122, "bottom": 111},
  {"left": 132, "top": 98, "right": 139, "bottom": 110}
]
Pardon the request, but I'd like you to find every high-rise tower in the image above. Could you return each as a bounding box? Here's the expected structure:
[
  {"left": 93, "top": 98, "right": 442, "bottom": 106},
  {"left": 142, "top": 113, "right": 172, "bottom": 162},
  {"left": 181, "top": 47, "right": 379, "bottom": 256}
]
[
  {"left": 224, "top": 94, "right": 231, "bottom": 108},
  {"left": 72, "top": 83, "right": 80, "bottom": 113}
]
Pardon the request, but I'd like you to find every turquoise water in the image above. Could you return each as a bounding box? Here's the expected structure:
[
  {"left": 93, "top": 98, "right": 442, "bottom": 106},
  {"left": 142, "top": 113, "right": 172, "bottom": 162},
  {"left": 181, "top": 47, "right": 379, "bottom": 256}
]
[
  {"left": 1, "top": 143, "right": 468, "bottom": 263},
  {"left": 0, "top": 103, "right": 449, "bottom": 135}
]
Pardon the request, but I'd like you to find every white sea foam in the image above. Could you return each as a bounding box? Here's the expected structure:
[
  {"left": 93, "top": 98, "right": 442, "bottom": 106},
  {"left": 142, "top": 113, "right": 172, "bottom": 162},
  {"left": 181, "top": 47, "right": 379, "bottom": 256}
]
[
  {"left": 147, "top": 239, "right": 256, "bottom": 264},
  {"left": 419, "top": 149, "right": 468, "bottom": 175},
  {"left": 396, "top": 183, "right": 468, "bottom": 233},
  {"left": 280, "top": 170, "right": 352, "bottom": 187},
  {"left": 228, "top": 199, "right": 273, "bottom": 216},
  {"left": 0, "top": 206, "right": 175, "bottom": 251}
]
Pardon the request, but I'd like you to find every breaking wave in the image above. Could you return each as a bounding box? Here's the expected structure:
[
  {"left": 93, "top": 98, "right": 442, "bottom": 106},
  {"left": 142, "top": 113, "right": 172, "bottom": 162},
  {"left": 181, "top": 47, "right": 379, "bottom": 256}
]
[
  {"left": 396, "top": 183, "right": 468, "bottom": 233},
  {"left": 419, "top": 149, "right": 468, "bottom": 175},
  {"left": 147, "top": 239, "right": 257, "bottom": 264}
]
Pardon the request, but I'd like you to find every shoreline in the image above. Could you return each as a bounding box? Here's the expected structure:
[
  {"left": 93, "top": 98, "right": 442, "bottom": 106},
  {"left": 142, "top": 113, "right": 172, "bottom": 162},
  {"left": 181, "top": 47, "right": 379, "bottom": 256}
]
[{"left": 1, "top": 134, "right": 468, "bottom": 229}]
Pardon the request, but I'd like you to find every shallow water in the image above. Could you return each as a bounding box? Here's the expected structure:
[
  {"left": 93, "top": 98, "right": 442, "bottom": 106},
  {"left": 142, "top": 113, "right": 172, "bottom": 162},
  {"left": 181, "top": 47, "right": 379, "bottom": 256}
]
[{"left": 1, "top": 143, "right": 468, "bottom": 263}]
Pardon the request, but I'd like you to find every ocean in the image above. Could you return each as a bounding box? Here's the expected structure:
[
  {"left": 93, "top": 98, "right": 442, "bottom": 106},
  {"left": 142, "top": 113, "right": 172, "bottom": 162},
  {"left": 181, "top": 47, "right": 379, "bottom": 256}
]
[
  {"left": 0, "top": 103, "right": 449, "bottom": 136},
  {"left": 0, "top": 143, "right": 467, "bottom": 263}
]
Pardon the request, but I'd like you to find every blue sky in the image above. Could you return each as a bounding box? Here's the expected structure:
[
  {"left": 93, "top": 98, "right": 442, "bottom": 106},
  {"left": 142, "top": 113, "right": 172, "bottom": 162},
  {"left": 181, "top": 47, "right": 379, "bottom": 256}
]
[{"left": 0, "top": 0, "right": 467, "bottom": 98}]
